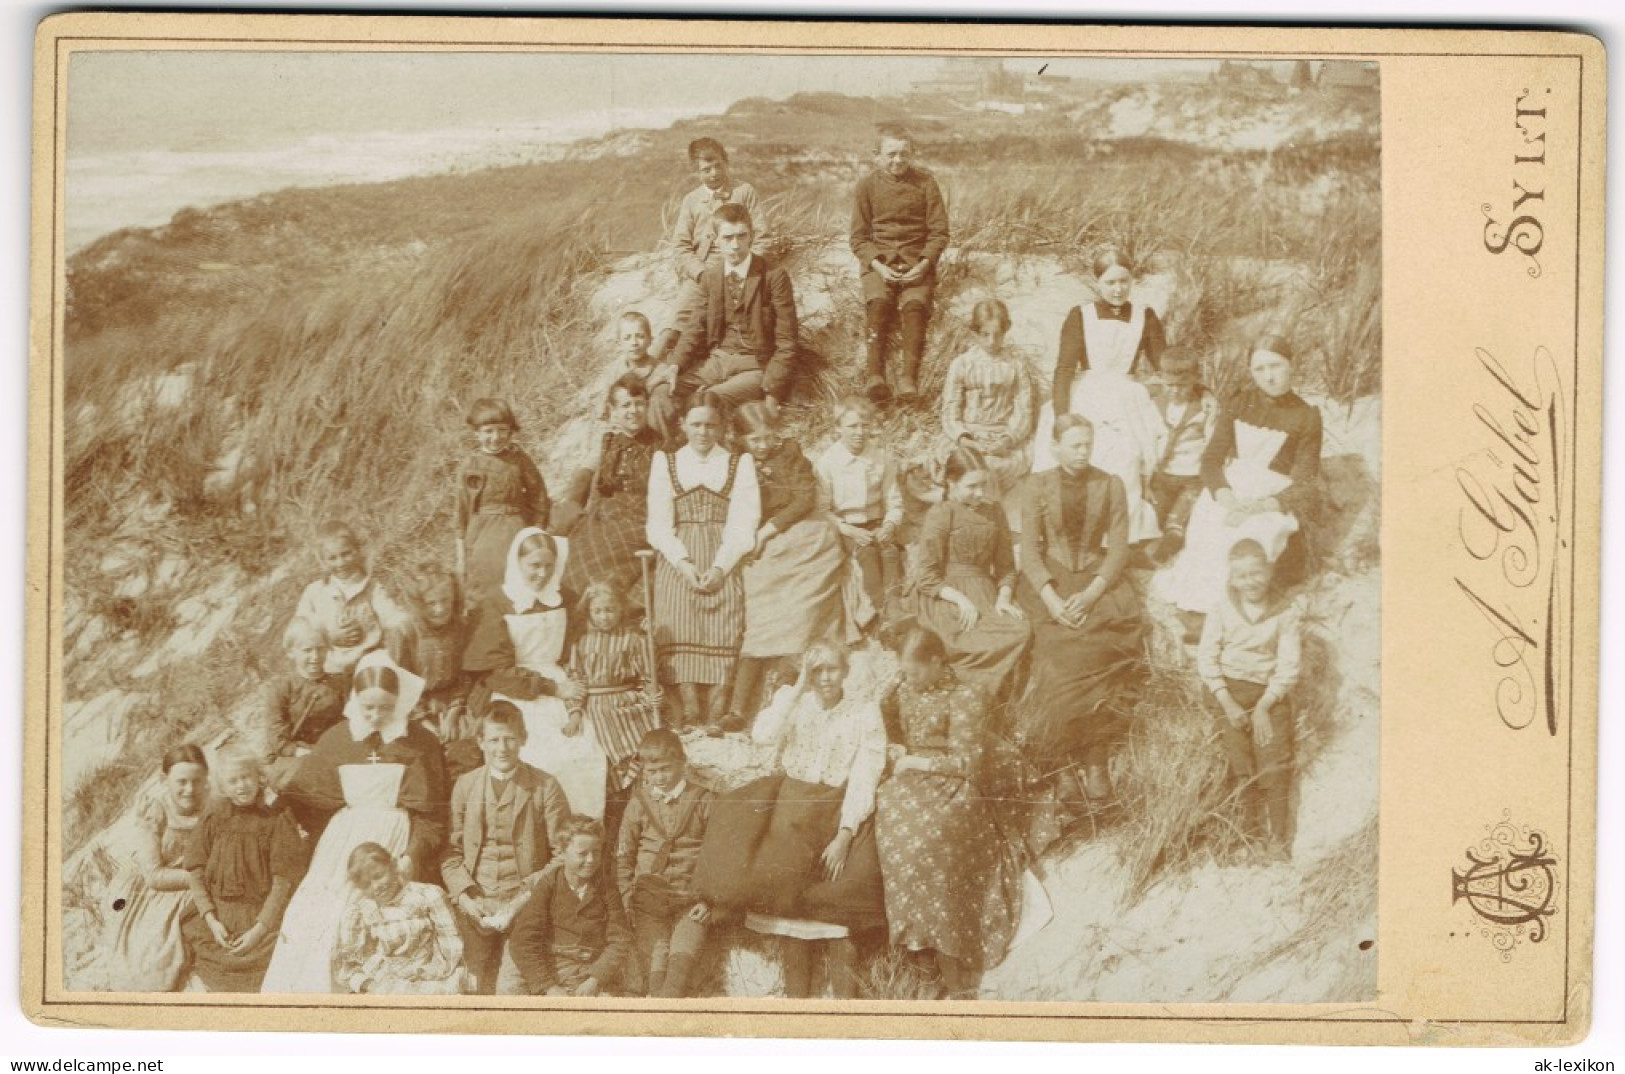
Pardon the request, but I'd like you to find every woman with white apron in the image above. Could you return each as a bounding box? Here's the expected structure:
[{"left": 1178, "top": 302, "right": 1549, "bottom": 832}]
[
  {"left": 470, "top": 527, "right": 609, "bottom": 818},
  {"left": 1152, "top": 335, "right": 1323, "bottom": 617},
  {"left": 1032, "top": 253, "right": 1167, "bottom": 545},
  {"left": 264, "top": 649, "right": 443, "bottom": 993}
]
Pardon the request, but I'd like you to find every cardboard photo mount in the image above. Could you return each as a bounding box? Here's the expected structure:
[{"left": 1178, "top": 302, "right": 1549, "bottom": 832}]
[{"left": 24, "top": 14, "right": 1604, "bottom": 1044}]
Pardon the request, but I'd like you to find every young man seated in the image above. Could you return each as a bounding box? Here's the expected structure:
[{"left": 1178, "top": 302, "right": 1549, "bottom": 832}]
[{"left": 647, "top": 203, "right": 801, "bottom": 444}]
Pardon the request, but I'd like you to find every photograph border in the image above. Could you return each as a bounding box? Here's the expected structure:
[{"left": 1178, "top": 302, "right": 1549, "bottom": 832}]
[{"left": 24, "top": 13, "right": 1603, "bottom": 1046}]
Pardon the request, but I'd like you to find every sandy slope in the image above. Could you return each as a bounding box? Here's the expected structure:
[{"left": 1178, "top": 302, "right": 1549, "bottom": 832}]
[{"left": 61, "top": 235, "right": 1380, "bottom": 1003}]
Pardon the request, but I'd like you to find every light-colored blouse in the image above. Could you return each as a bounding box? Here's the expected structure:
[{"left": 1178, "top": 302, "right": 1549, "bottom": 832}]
[
  {"left": 646, "top": 446, "right": 761, "bottom": 574},
  {"left": 752, "top": 684, "right": 888, "bottom": 833}
]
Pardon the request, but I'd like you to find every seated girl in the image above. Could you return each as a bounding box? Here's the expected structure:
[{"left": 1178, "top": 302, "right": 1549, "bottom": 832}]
[
  {"left": 727, "top": 400, "right": 849, "bottom": 732},
  {"left": 691, "top": 642, "right": 888, "bottom": 999},
  {"left": 99, "top": 744, "right": 209, "bottom": 992},
  {"left": 569, "top": 580, "right": 661, "bottom": 797},
  {"left": 334, "top": 842, "right": 470, "bottom": 995},
  {"left": 939, "top": 298, "right": 1037, "bottom": 522},
  {"left": 1031, "top": 249, "right": 1167, "bottom": 544},
  {"left": 875, "top": 629, "right": 1025, "bottom": 998},
  {"left": 181, "top": 748, "right": 307, "bottom": 993},
  {"left": 1153, "top": 333, "right": 1323, "bottom": 625},
  {"left": 237, "top": 617, "right": 343, "bottom": 793},
  {"left": 909, "top": 446, "right": 1032, "bottom": 703},
  {"left": 463, "top": 527, "right": 607, "bottom": 818}
]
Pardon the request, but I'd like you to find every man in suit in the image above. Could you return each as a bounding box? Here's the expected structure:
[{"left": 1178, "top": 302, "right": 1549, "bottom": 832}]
[
  {"left": 647, "top": 202, "right": 800, "bottom": 443},
  {"left": 441, "top": 703, "right": 572, "bottom": 994},
  {"left": 1017, "top": 413, "right": 1148, "bottom": 810}
]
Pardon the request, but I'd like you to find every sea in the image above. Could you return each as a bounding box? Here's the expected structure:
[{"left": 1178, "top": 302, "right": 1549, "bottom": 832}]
[
  {"left": 61, "top": 50, "right": 930, "bottom": 253},
  {"left": 61, "top": 51, "right": 1221, "bottom": 254}
]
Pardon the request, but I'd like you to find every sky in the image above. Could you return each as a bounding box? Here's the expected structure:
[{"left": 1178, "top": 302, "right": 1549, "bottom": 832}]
[
  {"left": 65, "top": 50, "right": 1222, "bottom": 157},
  {"left": 59, "top": 51, "right": 1222, "bottom": 248}
]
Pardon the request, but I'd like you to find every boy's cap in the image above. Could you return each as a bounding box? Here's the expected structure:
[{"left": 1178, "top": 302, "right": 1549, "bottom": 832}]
[{"left": 1160, "top": 348, "right": 1203, "bottom": 385}]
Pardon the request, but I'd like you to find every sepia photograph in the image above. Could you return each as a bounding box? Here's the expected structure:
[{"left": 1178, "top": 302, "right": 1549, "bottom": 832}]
[
  {"left": 24, "top": 14, "right": 1604, "bottom": 1049},
  {"left": 57, "top": 46, "right": 1381, "bottom": 1007}
]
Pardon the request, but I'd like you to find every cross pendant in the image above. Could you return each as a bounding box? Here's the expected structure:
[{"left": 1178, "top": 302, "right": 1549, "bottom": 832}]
[{"left": 367, "top": 749, "right": 382, "bottom": 764}]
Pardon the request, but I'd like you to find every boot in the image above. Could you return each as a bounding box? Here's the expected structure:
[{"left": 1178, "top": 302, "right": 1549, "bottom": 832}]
[
  {"left": 864, "top": 300, "right": 893, "bottom": 403},
  {"left": 897, "top": 303, "right": 929, "bottom": 401},
  {"left": 828, "top": 937, "right": 861, "bottom": 1000},
  {"left": 674, "top": 683, "right": 702, "bottom": 734},
  {"left": 703, "top": 679, "right": 733, "bottom": 735},
  {"left": 781, "top": 939, "right": 815, "bottom": 998},
  {"left": 658, "top": 953, "right": 695, "bottom": 999},
  {"left": 721, "top": 656, "right": 765, "bottom": 735}
]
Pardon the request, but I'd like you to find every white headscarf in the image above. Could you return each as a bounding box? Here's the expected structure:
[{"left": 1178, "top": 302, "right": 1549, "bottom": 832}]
[
  {"left": 501, "top": 526, "right": 570, "bottom": 612},
  {"left": 344, "top": 648, "right": 426, "bottom": 745}
]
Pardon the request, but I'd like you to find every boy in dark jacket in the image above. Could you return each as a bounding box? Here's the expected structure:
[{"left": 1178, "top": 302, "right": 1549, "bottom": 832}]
[{"left": 850, "top": 123, "right": 951, "bottom": 403}]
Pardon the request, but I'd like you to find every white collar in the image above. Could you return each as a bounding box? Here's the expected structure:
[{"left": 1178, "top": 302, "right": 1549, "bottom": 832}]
[
  {"left": 649, "top": 779, "right": 687, "bottom": 805},
  {"left": 343, "top": 650, "right": 426, "bottom": 745},
  {"left": 830, "top": 441, "right": 871, "bottom": 466},
  {"left": 331, "top": 574, "right": 370, "bottom": 601},
  {"left": 725, "top": 255, "right": 754, "bottom": 280}
]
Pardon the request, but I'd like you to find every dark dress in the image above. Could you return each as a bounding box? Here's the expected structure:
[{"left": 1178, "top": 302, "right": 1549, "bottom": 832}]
[
  {"left": 875, "top": 670, "right": 1023, "bottom": 968},
  {"left": 692, "top": 688, "right": 889, "bottom": 934},
  {"left": 238, "top": 672, "right": 344, "bottom": 792},
  {"left": 562, "top": 428, "right": 661, "bottom": 604},
  {"left": 277, "top": 720, "right": 450, "bottom": 883},
  {"left": 1017, "top": 466, "right": 1148, "bottom": 765},
  {"left": 910, "top": 500, "right": 1033, "bottom": 700},
  {"left": 459, "top": 447, "right": 551, "bottom": 600},
  {"left": 1153, "top": 387, "right": 1324, "bottom": 614},
  {"left": 181, "top": 800, "right": 307, "bottom": 992}
]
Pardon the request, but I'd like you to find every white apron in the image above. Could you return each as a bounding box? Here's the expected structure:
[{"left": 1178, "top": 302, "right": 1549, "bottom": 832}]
[
  {"left": 495, "top": 606, "right": 609, "bottom": 818},
  {"left": 1033, "top": 304, "right": 1164, "bottom": 542},
  {"left": 1152, "top": 420, "right": 1301, "bottom": 615},
  {"left": 261, "top": 763, "right": 410, "bottom": 994}
]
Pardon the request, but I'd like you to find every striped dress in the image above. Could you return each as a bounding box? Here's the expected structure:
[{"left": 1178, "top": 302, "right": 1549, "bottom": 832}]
[
  {"left": 652, "top": 452, "right": 747, "bottom": 686},
  {"left": 569, "top": 626, "right": 659, "bottom": 788}
]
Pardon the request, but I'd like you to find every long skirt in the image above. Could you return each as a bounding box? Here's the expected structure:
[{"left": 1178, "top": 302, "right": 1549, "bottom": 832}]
[
  {"left": 564, "top": 494, "right": 648, "bottom": 610},
  {"left": 913, "top": 566, "right": 1032, "bottom": 701},
  {"left": 692, "top": 774, "right": 886, "bottom": 934},
  {"left": 465, "top": 513, "right": 526, "bottom": 602},
  {"left": 102, "top": 878, "right": 191, "bottom": 992},
  {"left": 740, "top": 519, "right": 847, "bottom": 658},
  {"left": 874, "top": 769, "right": 1023, "bottom": 969},
  {"left": 260, "top": 807, "right": 411, "bottom": 994},
  {"left": 1152, "top": 459, "right": 1300, "bottom": 615},
  {"left": 1017, "top": 579, "right": 1147, "bottom": 768},
  {"left": 653, "top": 521, "right": 744, "bottom": 686},
  {"left": 183, "top": 892, "right": 280, "bottom": 993}
]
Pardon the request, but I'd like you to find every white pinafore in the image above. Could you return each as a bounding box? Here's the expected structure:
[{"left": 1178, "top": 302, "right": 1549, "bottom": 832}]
[
  {"left": 261, "top": 762, "right": 411, "bottom": 993},
  {"left": 494, "top": 605, "right": 609, "bottom": 819},
  {"left": 1033, "top": 304, "right": 1165, "bottom": 542},
  {"left": 1151, "top": 419, "right": 1300, "bottom": 615}
]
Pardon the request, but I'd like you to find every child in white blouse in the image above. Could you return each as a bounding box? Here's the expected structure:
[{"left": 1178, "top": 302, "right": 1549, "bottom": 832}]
[
  {"left": 815, "top": 395, "right": 904, "bottom": 638},
  {"left": 1196, "top": 540, "right": 1304, "bottom": 859},
  {"left": 1149, "top": 346, "right": 1219, "bottom": 563},
  {"left": 291, "top": 521, "right": 410, "bottom": 679}
]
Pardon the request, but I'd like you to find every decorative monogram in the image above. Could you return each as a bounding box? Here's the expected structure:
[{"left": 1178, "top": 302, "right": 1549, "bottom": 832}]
[{"left": 1452, "top": 812, "right": 1558, "bottom": 960}]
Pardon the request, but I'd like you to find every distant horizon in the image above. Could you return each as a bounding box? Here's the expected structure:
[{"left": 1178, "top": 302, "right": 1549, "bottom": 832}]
[{"left": 63, "top": 53, "right": 1251, "bottom": 250}]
